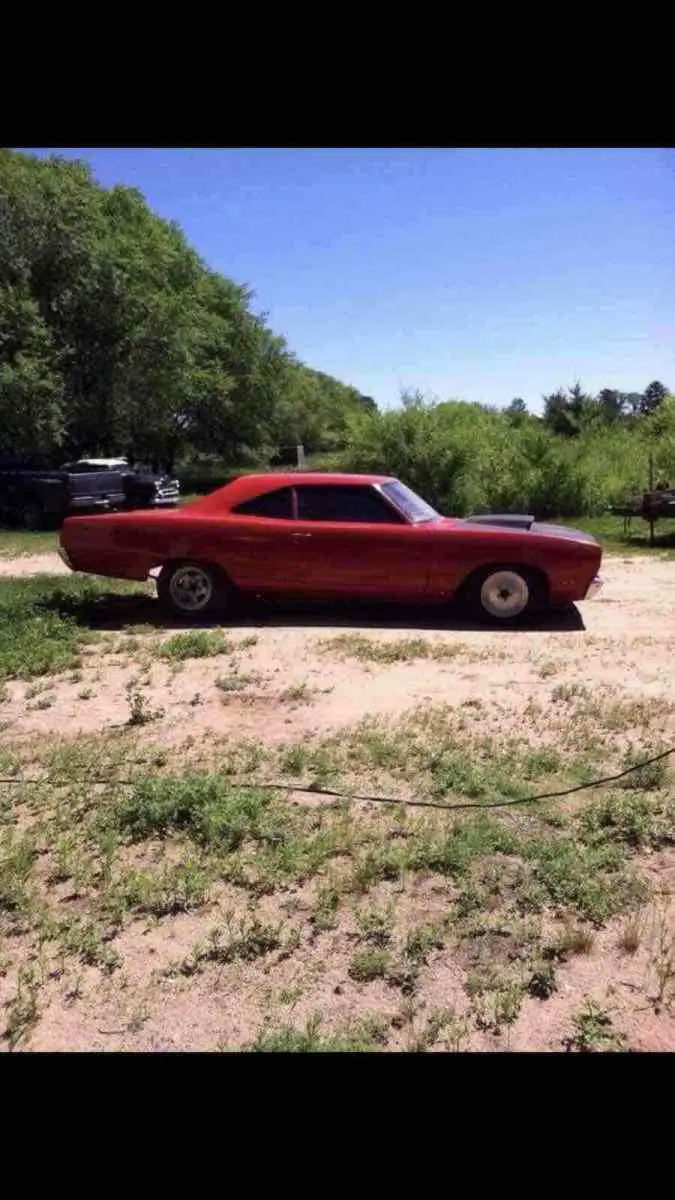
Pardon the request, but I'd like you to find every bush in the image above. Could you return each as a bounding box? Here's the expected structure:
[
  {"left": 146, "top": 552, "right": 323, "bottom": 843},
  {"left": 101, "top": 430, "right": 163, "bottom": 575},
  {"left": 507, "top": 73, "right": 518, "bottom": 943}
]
[{"left": 338, "top": 394, "right": 675, "bottom": 518}]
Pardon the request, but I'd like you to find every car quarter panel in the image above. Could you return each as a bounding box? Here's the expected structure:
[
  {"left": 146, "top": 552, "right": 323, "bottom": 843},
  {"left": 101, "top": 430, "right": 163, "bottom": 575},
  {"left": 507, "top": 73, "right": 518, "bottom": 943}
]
[{"left": 423, "top": 521, "right": 602, "bottom": 604}]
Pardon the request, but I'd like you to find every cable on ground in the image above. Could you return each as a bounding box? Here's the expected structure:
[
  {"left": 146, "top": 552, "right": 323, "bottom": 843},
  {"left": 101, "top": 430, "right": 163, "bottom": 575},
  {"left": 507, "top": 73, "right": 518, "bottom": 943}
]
[{"left": 0, "top": 744, "right": 672, "bottom": 813}]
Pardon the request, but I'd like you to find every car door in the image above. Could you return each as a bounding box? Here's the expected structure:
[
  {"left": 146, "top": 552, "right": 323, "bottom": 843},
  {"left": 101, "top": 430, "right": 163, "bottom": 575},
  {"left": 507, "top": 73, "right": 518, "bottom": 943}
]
[
  {"left": 224, "top": 485, "right": 300, "bottom": 590},
  {"left": 290, "top": 483, "right": 431, "bottom": 599}
]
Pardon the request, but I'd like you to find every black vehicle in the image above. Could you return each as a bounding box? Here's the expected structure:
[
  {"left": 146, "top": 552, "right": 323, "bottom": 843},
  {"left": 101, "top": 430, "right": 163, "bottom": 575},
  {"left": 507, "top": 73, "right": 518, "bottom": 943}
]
[
  {"left": 0, "top": 455, "right": 127, "bottom": 530},
  {"left": 61, "top": 459, "right": 180, "bottom": 512}
]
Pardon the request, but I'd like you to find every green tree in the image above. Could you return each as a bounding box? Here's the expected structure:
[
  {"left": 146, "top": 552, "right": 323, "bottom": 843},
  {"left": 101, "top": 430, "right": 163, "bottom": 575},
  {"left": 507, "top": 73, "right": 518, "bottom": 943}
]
[{"left": 641, "top": 380, "right": 669, "bottom": 415}]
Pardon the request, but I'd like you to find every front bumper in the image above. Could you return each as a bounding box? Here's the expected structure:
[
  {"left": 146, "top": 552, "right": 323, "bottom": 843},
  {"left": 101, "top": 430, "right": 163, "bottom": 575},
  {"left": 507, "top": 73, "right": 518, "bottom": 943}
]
[{"left": 584, "top": 576, "right": 603, "bottom": 600}]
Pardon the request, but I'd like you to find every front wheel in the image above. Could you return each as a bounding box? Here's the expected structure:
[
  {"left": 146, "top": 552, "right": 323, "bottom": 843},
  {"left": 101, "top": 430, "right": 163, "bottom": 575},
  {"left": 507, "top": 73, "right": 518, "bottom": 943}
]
[
  {"left": 463, "top": 566, "right": 542, "bottom": 624},
  {"left": 157, "top": 561, "right": 229, "bottom": 619}
]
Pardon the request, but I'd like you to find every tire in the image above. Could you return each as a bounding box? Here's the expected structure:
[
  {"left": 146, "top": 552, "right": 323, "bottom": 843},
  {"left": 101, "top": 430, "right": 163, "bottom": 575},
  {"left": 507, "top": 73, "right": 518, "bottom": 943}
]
[
  {"left": 463, "top": 565, "right": 543, "bottom": 625},
  {"left": 156, "top": 561, "right": 229, "bottom": 619}
]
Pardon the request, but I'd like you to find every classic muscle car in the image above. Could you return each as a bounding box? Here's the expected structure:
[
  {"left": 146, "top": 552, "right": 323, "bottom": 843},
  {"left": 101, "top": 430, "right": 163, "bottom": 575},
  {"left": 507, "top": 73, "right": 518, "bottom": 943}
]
[{"left": 58, "top": 473, "right": 603, "bottom": 623}]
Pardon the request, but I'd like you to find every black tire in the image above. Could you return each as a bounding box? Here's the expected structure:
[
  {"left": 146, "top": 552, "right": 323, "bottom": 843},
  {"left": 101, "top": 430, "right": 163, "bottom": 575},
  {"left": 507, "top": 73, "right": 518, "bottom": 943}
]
[
  {"left": 156, "top": 561, "right": 230, "bottom": 619},
  {"left": 462, "top": 565, "right": 545, "bottom": 625}
]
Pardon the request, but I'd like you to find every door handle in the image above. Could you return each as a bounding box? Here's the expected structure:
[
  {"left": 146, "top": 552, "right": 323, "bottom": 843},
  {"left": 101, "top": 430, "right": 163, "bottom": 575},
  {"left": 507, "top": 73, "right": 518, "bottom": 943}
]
[{"left": 291, "top": 532, "right": 312, "bottom": 540}]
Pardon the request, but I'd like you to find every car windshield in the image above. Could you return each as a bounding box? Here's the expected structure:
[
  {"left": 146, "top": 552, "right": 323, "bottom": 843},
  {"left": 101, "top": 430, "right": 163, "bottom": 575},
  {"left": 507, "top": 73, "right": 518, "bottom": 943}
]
[{"left": 380, "top": 480, "right": 440, "bottom": 524}]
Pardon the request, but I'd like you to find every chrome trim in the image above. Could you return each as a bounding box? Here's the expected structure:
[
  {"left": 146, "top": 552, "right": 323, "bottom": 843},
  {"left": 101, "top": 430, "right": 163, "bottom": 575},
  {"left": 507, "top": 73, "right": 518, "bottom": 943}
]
[{"left": 585, "top": 576, "right": 603, "bottom": 600}]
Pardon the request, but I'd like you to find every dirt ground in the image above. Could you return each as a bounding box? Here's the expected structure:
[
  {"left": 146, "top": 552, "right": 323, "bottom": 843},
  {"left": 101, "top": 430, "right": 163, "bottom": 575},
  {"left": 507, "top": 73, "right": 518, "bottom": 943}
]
[{"left": 1, "top": 552, "right": 674, "bottom": 1052}]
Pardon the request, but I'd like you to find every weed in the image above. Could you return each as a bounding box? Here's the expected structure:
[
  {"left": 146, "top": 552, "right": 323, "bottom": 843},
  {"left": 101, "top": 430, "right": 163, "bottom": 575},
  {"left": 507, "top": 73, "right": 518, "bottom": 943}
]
[
  {"left": 617, "top": 914, "right": 642, "bottom": 955},
  {"left": 278, "top": 986, "right": 303, "bottom": 1008},
  {"left": 0, "top": 834, "right": 35, "bottom": 919},
  {"left": 527, "top": 961, "right": 557, "bottom": 1000},
  {"left": 77, "top": 687, "right": 94, "bottom": 701},
  {"left": 349, "top": 948, "right": 391, "bottom": 982},
  {"left": 215, "top": 671, "right": 261, "bottom": 694},
  {"left": 614, "top": 747, "right": 670, "bottom": 792},
  {"left": 536, "top": 659, "right": 558, "bottom": 679},
  {"left": 648, "top": 906, "right": 674, "bottom": 1009},
  {"left": 116, "top": 773, "right": 290, "bottom": 852},
  {"left": 472, "top": 979, "right": 524, "bottom": 1033},
  {"left": 156, "top": 632, "right": 257, "bottom": 662},
  {"left": 4, "top": 964, "right": 41, "bottom": 1049},
  {"left": 409, "top": 1007, "right": 470, "bottom": 1052},
  {"left": 320, "top": 634, "right": 465, "bottom": 665},
  {"left": 547, "top": 924, "right": 595, "bottom": 959},
  {"left": 565, "top": 1000, "right": 626, "bottom": 1052},
  {"left": 279, "top": 681, "right": 314, "bottom": 703},
  {"left": 354, "top": 900, "right": 395, "bottom": 946},
  {"left": 126, "top": 680, "right": 163, "bottom": 727},
  {"left": 551, "top": 682, "right": 586, "bottom": 704},
  {"left": 58, "top": 918, "right": 121, "bottom": 973},
  {"left": 172, "top": 917, "right": 283, "bottom": 976},
  {"left": 311, "top": 886, "right": 341, "bottom": 933},
  {"left": 249, "top": 1013, "right": 388, "bottom": 1052},
  {"left": 115, "top": 860, "right": 212, "bottom": 918}
]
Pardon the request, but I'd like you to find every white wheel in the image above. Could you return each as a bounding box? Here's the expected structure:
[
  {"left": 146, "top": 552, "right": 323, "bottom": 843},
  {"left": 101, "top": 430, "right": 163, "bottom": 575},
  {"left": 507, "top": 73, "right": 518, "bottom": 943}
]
[{"left": 479, "top": 569, "right": 530, "bottom": 620}]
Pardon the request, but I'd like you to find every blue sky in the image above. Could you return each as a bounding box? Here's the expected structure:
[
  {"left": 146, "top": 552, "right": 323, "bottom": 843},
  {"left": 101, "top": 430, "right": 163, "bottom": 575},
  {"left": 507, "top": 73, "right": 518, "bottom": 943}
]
[{"left": 26, "top": 148, "right": 675, "bottom": 411}]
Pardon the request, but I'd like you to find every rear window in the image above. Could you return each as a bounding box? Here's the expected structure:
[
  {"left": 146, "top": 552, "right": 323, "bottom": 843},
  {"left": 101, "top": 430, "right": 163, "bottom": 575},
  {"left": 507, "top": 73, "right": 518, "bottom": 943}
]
[
  {"left": 296, "top": 484, "right": 403, "bottom": 524},
  {"left": 232, "top": 487, "right": 293, "bottom": 519}
]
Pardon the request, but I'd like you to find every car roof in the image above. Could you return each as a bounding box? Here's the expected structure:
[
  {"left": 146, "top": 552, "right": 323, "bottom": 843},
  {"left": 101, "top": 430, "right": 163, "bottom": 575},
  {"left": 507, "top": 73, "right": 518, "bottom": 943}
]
[{"left": 187, "top": 472, "right": 396, "bottom": 514}]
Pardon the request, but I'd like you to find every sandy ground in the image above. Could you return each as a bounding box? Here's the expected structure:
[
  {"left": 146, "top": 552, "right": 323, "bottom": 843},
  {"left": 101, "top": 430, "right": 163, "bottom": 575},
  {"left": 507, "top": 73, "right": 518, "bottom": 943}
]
[
  {"left": 1, "top": 554, "right": 675, "bottom": 745},
  {"left": 1, "top": 551, "right": 674, "bottom": 1052}
]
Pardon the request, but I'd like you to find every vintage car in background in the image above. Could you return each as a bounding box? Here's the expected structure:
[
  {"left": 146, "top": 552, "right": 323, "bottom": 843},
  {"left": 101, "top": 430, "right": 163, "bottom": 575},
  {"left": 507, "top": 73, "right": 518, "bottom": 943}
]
[{"left": 58, "top": 473, "right": 603, "bottom": 623}]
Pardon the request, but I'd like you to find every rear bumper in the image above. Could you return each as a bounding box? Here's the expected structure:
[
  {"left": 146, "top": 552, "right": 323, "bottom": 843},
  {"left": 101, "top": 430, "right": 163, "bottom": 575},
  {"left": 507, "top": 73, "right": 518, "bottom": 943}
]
[{"left": 584, "top": 576, "right": 603, "bottom": 600}]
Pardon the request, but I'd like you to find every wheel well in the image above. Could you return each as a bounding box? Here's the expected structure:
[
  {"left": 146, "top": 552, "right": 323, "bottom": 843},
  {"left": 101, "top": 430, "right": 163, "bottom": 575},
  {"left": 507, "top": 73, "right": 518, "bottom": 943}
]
[
  {"left": 456, "top": 562, "right": 550, "bottom": 603},
  {"left": 154, "top": 558, "right": 234, "bottom": 589}
]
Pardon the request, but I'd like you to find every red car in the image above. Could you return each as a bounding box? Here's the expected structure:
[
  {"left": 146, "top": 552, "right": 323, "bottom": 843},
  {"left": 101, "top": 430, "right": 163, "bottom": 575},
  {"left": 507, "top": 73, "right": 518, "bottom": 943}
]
[{"left": 58, "top": 472, "right": 603, "bottom": 623}]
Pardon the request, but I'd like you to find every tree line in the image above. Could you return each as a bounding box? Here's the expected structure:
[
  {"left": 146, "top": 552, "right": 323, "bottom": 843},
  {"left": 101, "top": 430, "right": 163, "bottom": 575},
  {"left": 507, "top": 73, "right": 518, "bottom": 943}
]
[
  {"left": 512, "top": 380, "right": 670, "bottom": 438},
  {"left": 0, "top": 150, "right": 374, "bottom": 472}
]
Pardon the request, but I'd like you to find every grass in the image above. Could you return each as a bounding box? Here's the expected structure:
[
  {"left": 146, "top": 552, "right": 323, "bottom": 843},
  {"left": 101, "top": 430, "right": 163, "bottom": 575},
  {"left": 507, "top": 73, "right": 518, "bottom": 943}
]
[
  {"left": 0, "top": 529, "right": 58, "bottom": 558},
  {"left": 249, "top": 1013, "right": 389, "bottom": 1052},
  {"left": 154, "top": 631, "right": 256, "bottom": 662},
  {"left": 1, "top": 630, "right": 673, "bottom": 1051},
  {"left": 565, "top": 1000, "right": 626, "bottom": 1052},
  {"left": 320, "top": 634, "right": 468, "bottom": 665},
  {"left": 170, "top": 917, "right": 284, "bottom": 977},
  {"left": 0, "top": 575, "right": 144, "bottom": 682}
]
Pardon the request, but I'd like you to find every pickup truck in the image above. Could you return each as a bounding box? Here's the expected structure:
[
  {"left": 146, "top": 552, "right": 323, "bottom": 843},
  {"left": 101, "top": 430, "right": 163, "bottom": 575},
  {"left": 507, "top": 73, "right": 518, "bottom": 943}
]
[
  {"left": 61, "top": 459, "right": 180, "bottom": 512},
  {"left": 0, "top": 456, "right": 127, "bottom": 530}
]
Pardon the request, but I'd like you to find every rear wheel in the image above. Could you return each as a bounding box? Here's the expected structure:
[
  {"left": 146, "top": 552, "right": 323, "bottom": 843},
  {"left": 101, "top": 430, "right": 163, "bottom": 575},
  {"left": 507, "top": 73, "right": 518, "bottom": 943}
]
[
  {"left": 463, "top": 566, "right": 543, "bottom": 624},
  {"left": 157, "top": 561, "right": 229, "bottom": 618}
]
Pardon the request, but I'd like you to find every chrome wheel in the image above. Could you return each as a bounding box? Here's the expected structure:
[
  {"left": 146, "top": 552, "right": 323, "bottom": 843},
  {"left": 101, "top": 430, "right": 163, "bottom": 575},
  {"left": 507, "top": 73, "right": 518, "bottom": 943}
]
[
  {"left": 479, "top": 570, "right": 530, "bottom": 619},
  {"left": 168, "top": 565, "right": 214, "bottom": 613}
]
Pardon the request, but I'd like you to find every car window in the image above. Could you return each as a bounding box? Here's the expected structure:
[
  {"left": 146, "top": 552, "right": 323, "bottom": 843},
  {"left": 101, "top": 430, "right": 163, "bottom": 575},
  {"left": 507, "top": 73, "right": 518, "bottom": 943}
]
[
  {"left": 380, "top": 480, "right": 439, "bottom": 524},
  {"left": 296, "top": 485, "right": 403, "bottom": 524},
  {"left": 232, "top": 487, "right": 294, "bottom": 519}
]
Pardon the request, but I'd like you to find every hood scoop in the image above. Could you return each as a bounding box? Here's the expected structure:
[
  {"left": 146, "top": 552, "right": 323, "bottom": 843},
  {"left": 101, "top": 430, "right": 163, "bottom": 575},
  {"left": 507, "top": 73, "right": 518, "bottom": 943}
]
[{"left": 464, "top": 513, "right": 535, "bottom": 531}]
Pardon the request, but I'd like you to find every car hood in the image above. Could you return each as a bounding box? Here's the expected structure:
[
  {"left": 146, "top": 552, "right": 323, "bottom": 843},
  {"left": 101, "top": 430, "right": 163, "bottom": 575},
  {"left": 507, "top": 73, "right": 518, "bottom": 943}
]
[{"left": 454, "top": 514, "right": 599, "bottom": 545}]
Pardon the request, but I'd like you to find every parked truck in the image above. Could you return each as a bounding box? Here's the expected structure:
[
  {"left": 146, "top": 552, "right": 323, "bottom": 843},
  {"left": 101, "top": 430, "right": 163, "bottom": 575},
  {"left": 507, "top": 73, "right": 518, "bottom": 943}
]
[
  {"left": 60, "top": 459, "right": 180, "bottom": 512},
  {"left": 0, "top": 456, "right": 127, "bottom": 529},
  {"left": 0, "top": 455, "right": 180, "bottom": 530}
]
